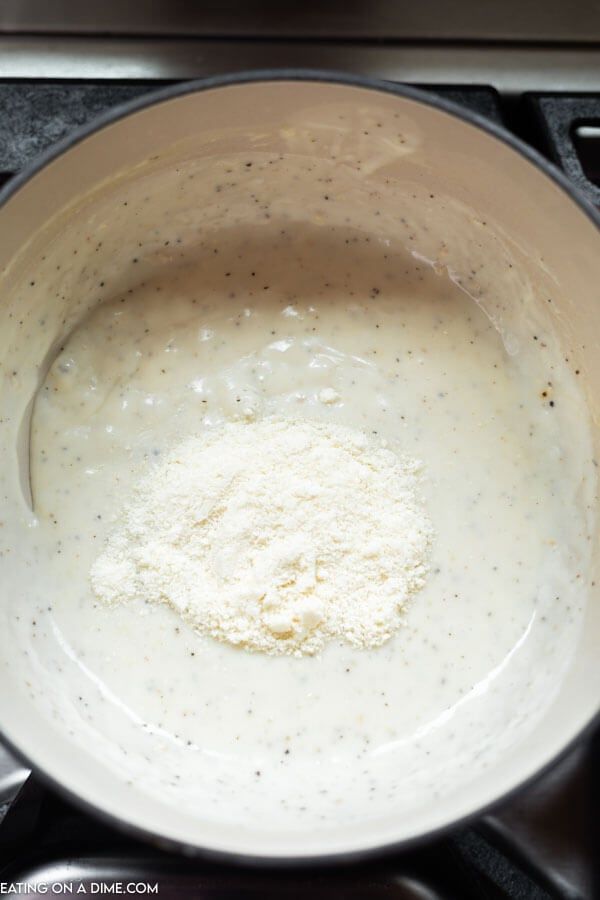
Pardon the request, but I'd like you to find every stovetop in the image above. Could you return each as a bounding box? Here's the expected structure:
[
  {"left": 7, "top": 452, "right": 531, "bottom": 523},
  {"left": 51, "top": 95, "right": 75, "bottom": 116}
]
[{"left": 0, "top": 76, "right": 599, "bottom": 900}]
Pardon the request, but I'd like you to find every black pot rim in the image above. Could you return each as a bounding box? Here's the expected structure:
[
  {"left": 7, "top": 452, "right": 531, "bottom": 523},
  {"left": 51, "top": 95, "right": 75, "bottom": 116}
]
[{"left": 1, "top": 68, "right": 599, "bottom": 870}]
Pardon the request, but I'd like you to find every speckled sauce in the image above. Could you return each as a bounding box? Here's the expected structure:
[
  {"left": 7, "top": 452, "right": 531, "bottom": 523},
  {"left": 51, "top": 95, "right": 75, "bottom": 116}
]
[
  {"left": 0, "top": 102, "right": 596, "bottom": 851},
  {"left": 22, "top": 209, "right": 595, "bottom": 829}
]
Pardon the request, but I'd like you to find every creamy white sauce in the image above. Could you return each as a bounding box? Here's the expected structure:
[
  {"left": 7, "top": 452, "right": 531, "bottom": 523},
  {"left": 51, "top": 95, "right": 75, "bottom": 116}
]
[{"left": 23, "top": 220, "right": 593, "bottom": 827}]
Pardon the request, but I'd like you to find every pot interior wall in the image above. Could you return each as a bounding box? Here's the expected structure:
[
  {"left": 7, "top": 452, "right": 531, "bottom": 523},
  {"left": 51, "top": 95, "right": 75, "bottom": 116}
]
[{"left": 0, "top": 80, "right": 598, "bottom": 858}]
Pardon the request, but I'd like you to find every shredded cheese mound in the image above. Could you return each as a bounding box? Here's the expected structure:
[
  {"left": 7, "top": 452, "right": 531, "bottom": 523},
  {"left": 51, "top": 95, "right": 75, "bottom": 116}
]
[{"left": 91, "top": 418, "right": 433, "bottom": 656}]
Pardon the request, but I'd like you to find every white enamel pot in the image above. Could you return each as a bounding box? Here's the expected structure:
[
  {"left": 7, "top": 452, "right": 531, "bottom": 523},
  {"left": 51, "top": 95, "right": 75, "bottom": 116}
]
[{"left": 0, "top": 72, "right": 599, "bottom": 865}]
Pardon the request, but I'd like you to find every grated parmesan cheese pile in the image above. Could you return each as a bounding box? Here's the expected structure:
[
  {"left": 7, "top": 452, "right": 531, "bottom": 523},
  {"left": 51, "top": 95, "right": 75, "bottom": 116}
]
[{"left": 90, "top": 418, "right": 433, "bottom": 656}]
